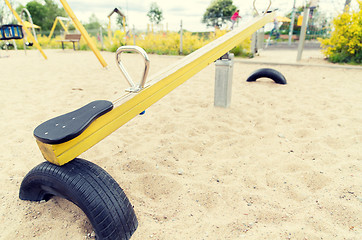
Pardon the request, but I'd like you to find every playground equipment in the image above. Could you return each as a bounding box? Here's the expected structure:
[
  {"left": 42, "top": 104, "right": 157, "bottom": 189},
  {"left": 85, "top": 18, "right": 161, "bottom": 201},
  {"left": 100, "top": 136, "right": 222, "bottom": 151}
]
[
  {"left": 0, "top": 24, "right": 23, "bottom": 40},
  {"left": 59, "top": 0, "right": 107, "bottom": 67},
  {"left": 107, "top": 8, "right": 127, "bottom": 44},
  {"left": 253, "top": 0, "right": 272, "bottom": 16},
  {"left": 20, "top": 8, "right": 38, "bottom": 50},
  {"left": 214, "top": 53, "right": 234, "bottom": 108},
  {"left": 20, "top": 158, "right": 138, "bottom": 240},
  {"left": 0, "top": 24, "right": 20, "bottom": 57},
  {"left": 116, "top": 46, "right": 150, "bottom": 93},
  {"left": 2, "top": 0, "right": 107, "bottom": 66},
  {"left": 19, "top": 8, "right": 276, "bottom": 240},
  {"left": 250, "top": 0, "right": 272, "bottom": 56},
  {"left": 246, "top": 68, "right": 287, "bottom": 84},
  {"left": 2, "top": 0, "right": 47, "bottom": 59},
  {"left": 297, "top": 6, "right": 310, "bottom": 61},
  {"left": 29, "top": 12, "right": 275, "bottom": 167},
  {"left": 47, "top": 16, "right": 74, "bottom": 40}
]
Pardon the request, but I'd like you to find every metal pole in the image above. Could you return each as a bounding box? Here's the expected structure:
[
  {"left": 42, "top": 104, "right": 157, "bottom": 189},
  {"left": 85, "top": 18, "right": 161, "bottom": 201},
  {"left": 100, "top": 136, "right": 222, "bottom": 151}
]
[
  {"left": 180, "top": 20, "right": 183, "bottom": 55},
  {"left": 21, "top": 8, "right": 37, "bottom": 42},
  {"left": 214, "top": 54, "right": 234, "bottom": 108},
  {"left": 297, "top": 7, "right": 310, "bottom": 61},
  {"left": 288, "top": 0, "right": 296, "bottom": 45},
  {"left": 99, "top": 27, "right": 104, "bottom": 50},
  {"left": 133, "top": 25, "right": 136, "bottom": 45},
  {"left": 4, "top": 0, "right": 47, "bottom": 59},
  {"left": 344, "top": 0, "right": 352, "bottom": 12},
  {"left": 251, "top": 32, "right": 257, "bottom": 57},
  {"left": 59, "top": 0, "right": 107, "bottom": 67}
]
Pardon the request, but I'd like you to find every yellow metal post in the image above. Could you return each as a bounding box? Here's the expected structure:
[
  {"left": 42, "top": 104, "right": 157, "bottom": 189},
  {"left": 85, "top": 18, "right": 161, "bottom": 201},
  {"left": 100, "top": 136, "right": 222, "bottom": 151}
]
[
  {"left": 107, "top": 17, "right": 112, "bottom": 43},
  {"left": 123, "top": 16, "right": 126, "bottom": 33},
  {"left": 48, "top": 17, "right": 74, "bottom": 40},
  {"left": 58, "top": 19, "right": 69, "bottom": 33},
  {"left": 4, "top": 0, "right": 47, "bottom": 60},
  {"left": 59, "top": 0, "right": 108, "bottom": 68},
  {"left": 36, "top": 13, "right": 275, "bottom": 166},
  {"left": 47, "top": 18, "right": 59, "bottom": 40}
]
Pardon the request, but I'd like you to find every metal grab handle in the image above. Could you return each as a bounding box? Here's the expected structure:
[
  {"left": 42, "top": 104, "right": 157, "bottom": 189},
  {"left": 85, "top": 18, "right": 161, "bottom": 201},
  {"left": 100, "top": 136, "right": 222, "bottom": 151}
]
[
  {"left": 253, "top": 0, "right": 272, "bottom": 16},
  {"left": 116, "top": 46, "right": 150, "bottom": 93}
]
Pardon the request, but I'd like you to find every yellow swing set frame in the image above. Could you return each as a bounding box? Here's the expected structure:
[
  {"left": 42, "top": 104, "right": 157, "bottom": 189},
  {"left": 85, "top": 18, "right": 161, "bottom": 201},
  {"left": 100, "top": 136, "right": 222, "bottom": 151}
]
[{"left": 2, "top": 0, "right": 107, "bottom": 67}]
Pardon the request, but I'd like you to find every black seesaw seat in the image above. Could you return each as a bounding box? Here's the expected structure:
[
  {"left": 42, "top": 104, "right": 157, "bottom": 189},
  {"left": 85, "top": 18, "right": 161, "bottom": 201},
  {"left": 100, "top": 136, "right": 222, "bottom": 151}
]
[{"left": 34, "top": 100, "right": 113, "bottom": 144}]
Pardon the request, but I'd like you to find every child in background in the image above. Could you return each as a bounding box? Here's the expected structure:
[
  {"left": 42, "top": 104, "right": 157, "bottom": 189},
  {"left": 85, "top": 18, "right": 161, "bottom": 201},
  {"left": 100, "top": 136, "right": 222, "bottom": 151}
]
[{"left": 230, "top": 10, "right": 242, "bottom": 30}]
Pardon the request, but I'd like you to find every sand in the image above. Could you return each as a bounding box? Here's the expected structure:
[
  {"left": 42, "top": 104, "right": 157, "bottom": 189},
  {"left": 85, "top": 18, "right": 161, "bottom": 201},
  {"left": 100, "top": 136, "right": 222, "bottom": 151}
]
[{"left": 0, "top": 47, "right": 361, "bottom": 240}]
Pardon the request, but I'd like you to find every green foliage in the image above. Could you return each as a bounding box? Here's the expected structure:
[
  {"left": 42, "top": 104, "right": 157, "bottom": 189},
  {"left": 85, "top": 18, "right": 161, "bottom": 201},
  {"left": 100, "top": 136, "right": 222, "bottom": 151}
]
[
  {"left": 18, "top": 1, "right": 46, "bottom": 26},
  {"left": 147, "top": 2, "right": 164, "bottom": 25},
  {"left": 202, "top": 0, "right": 237, "bottom": 28},
  {"left": 116, "top": 15, "right": 126, "bottom": 29},
  {"left": 43, "top": 0, "right": 66, "bottom": 29},
  {"left": 28, "top": 29, "right": 251, "bottom": 58},
  {"left": 319, "top": 0, "right": 362, "bottom": 64},
  {"left": 16, "top": 0, "right": 66, "bottom": 32},
  {"left": 83, "top": 14, "right": 102, "bottom": 32}
]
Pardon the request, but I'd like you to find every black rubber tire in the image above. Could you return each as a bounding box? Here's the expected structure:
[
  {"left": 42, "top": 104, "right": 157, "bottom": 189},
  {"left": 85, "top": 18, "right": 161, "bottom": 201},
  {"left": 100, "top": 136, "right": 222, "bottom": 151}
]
[
  {"left": 246, "top": 68, "right": 287, "bottom": 84},
  {"left": 19, "top": 158, "right": 138, "bottom": 240}
]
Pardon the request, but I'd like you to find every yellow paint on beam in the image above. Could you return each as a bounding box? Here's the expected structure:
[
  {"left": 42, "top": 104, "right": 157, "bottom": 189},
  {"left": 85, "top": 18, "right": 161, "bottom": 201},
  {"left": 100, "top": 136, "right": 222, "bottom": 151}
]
[
  {"left": 36, "top": 13, "right": 275, "bottom": 166},
  {"left": 4, "top": 0, "right": 47, "bottom": 60},
  {"left": 59, "top": 0, "right": 108, "bottom": 68},
  {"left": 48, "top": 18, "right": 59, "bottom": 40},
  {"left": 58, "top": 19, "right": 69, "bottom": 34}
]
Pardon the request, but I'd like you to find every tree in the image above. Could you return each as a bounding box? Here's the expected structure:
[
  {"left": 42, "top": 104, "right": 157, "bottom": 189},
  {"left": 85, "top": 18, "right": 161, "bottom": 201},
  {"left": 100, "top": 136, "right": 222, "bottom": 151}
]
[
  {"left": 202, "top": 0, "right": 237, "bottom": 28},
  {"left": 43, "top": 0, "right": 67, "bottom": 30},
  {"left": 147, "top": 2, "right": 163, "bottom": 25},
  {"left": 19, "top": 1, "right": 47, "bottom": 27},
  {"left": 16, "top": 0, "right": 66, "bottom": 31},
  {"left": 83, "top": 13, "right": 102, "bottom": 32}
]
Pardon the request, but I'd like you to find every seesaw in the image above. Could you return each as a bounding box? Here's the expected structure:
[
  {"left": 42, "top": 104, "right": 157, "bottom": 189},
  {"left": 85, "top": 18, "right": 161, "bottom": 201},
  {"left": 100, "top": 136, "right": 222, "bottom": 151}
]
[{"left": 19, "top": 12, "right": 276, "bottom": 240}]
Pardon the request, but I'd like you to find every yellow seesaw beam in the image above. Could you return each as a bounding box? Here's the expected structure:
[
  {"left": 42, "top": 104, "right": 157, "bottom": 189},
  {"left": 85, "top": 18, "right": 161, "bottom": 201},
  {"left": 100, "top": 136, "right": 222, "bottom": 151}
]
[{"left": 36, "top": 12, "right": 275, "bottom": 166}]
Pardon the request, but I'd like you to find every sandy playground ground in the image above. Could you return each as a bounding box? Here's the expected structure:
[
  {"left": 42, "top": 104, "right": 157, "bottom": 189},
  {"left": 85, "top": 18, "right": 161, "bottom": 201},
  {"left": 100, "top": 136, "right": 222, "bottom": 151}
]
[{"left": 0, "top": 47, "right": 361, "bottom": 239}]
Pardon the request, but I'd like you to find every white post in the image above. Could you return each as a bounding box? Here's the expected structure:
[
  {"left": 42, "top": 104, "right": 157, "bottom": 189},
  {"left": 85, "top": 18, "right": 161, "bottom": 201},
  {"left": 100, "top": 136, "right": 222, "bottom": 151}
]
[
  {"left": 214, "top": 53, "right": 234, "bottom": 108},
  {"left": 99, "top": 27, "right": 104, "bottom": 50},
  {"left": 133, "top": 25, "right": 136, "bottom": 45},
  {"left": 12, "top": 39, "right": 17, "bottom": 50},
  {"left": 288, "top": 0, "right": 296, "bottom": 45},
  {"left": 296, "top": 7, "right": 310, "bottom": 61},
  {"left": 251, "top": 32, "right": 257, "bottom": 57},
  {"left": 257, "top": 28, "right": 264, "bottom": 51},
  {"left": 180, "top": 20, "right": 183, "bottom": 55}
]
